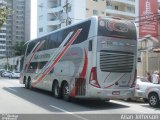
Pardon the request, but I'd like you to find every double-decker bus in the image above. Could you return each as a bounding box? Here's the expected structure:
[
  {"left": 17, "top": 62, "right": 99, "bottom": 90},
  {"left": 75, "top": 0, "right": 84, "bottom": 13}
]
[{"left": 20, "top": 16, "right": 137, "bottom": 101}]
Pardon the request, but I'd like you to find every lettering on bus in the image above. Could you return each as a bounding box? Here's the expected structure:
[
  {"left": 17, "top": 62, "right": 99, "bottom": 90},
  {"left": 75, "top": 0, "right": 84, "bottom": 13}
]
[
  {"left": 34, "top": 54, "right": 50, "bottom": 60},
  {"left": 101, "top": 41, "right": 135, "bottom": 49}
]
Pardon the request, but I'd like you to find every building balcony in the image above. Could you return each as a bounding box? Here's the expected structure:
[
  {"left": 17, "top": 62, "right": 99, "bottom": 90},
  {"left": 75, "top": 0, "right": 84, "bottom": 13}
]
[
  {"left": 110, "top": 0, "right": 135, "bottom": 5},
  {"left": 47, "top": 6, "right": 62, "bottom": 13},
  {"left": 47, "top": 19, "right": 61, "bottom": 26},
  {"left": 105, "top": 9, "right": 135, "bottom": 18}
]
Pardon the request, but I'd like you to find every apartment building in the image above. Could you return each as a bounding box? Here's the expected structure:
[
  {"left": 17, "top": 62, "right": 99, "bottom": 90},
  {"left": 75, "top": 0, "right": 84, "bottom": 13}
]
[
  {"left": 0, "top": 0, "right": 7, "bottom": 58},
  {"left": 0, "top": 0, "right": 31, "bottom": 58},
  {"left": 0, "top": 26, "right": 6, "bottom": 58},
  {"left": 37, "top": 0, "right": 136, "bottom": 37}
]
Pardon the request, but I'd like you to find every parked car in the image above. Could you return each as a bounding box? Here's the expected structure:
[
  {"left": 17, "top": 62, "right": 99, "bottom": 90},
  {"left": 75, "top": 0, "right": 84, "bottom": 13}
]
[
  {"left": 1, "top": 71, "right": 12, "bottom": 77},
  {"left": 0, "top": 69, "right": 5, "bottom": 76},
  {"left": 145, "top": 84, "right": 160, "bottom": 107},
  {"left": 9, "top": 72, "right": 20, "bottom": 79},
  {"left": 125, "top": 77, "right": 153, "bottom": 102}
]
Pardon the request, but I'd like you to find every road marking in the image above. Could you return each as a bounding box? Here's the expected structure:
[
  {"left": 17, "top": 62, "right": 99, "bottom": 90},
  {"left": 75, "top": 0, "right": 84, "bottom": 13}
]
[
  {"left": 128, "top": 108, "right": 146, "bottom": 113},
  {"left": 111, "top": 100, "right": 146, "bottom": 113},
  {"left": 6, "top": 87, "right": 18, "bottom": 93},
  {"left": 50, "top": 105, "right": 88, "bottom": 120}
]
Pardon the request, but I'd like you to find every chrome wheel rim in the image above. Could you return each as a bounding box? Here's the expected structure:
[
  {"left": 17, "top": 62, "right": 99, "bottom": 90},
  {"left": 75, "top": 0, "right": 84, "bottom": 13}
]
[{"left": 150, "top": 96, "right": 157, "bottom": 105}]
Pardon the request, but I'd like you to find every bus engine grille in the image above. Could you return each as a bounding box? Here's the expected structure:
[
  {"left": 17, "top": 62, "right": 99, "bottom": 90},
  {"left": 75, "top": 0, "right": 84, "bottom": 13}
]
[
  {"left": 100, "top": 52, "right": 134, "bottom": 72},
  {"left": 75, "top": 78, "right": 86, "bottom": 96}
]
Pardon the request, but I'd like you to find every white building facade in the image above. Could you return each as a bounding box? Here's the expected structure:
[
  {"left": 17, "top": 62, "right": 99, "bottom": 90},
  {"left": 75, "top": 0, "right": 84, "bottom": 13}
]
[
  {"left": 0, "top": 0, "right": 7, "bottom": 58},
  {"left": 0, "top": 26, "right": 6, "bottom": 58},
  {"left": 37, "top": 0, "right": 136, "bottom": 37},
  {"left": 37, "top": 0, "right": 86, "bottom": 37}
]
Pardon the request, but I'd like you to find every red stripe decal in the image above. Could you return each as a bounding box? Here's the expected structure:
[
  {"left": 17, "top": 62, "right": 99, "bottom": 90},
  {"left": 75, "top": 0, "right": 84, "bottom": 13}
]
[
  {"left": 104, "top": 73, "right": 126, "bottom": 88},
  {"left": 70, "top": 87, "right": 76, "bottom": 97},
  {"left": 25, "top": 41, "right": 45, "bottom": 71},
  {"left": 70, "top": 49, "right": 88, "bottom": 97},
  {"left": 32, "top": 29, "right": 82, "bottom": 87},
  {"left": 103, "top": 72, "right": 111, "bottom": 83},
  {"left": 80, "top": 49, "right": 88, "bottom": 78}
]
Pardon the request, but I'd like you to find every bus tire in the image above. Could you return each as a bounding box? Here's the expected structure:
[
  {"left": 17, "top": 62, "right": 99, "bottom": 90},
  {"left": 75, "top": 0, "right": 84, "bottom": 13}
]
[
  {"left": 53, "top": 81, "right": 61, "bottom": 98},
  {"left": 25, "top": 79, "right": 29, "bottom": 89},
  {"left": 62, "top": 82, "right": 70, "bottom": 101},
  {"left": 28, "top": 79, "right": 33, "bottom": 90}
]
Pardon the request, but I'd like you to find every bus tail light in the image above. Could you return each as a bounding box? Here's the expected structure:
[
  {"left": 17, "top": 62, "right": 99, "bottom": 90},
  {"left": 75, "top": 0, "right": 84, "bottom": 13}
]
[{"left": 89, "top": 67, "right": 100, "bottom": 88}]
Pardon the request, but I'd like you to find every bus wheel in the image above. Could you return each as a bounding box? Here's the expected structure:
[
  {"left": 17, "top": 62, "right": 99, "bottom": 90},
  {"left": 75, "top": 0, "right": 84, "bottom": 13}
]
[
  {"left": 62, "top": 82, "right": 70, "bottom": 101},
  {"left": 25, "top": 80, "right": 29, "bottom": 89},
  {"left": 53, "top": 81, "right": 60, "bottom": 98},
  {"left": 28, "top": 80, "right": 33, "bottom": 90}
]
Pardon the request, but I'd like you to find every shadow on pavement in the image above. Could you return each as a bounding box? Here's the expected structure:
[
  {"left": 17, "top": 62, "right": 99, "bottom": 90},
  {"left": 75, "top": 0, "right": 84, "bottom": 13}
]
[
  {"left": 140, "top": 104, "right": 160, "bottom": 109},
  {"left": 3, "top": 86, "right": 129, "bottom": 113}
]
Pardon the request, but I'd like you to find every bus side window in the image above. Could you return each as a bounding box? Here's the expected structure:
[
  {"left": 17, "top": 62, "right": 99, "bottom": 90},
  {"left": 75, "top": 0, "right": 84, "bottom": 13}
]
[
  {"left": 48, "top": 33, "right": 58, "bottom": 49},
  {"left": 89, "top": 40, "right": 92, "bottom": 51},
  {"left": 38, "top": 36, "right": 47, "bottom": 51},
  {"left": 50, "top": 68, "right": 54, "bottom": 73},
  {"left": 58, "top": 31, "right": 63, "bottom": 46},
  {"left": 26, "top": 41, "right": 36, "bottom": 56}
]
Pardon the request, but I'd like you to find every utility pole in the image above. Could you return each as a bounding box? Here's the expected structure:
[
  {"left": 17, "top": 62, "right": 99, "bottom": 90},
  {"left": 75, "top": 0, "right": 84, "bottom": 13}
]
[
  {"left": 6, "top": 47, "right": 9, "bottom": 71},
  {"left": 66, "top": 0, "right": 68, "bottom": 26},
  {"left": 63, "top": 0, "right": 70, "bottom": 26}
]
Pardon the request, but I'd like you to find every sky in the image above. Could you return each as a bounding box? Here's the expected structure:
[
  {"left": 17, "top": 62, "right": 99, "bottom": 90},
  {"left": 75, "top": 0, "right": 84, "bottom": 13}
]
[
  {"left": 30, "top": 0, "right": 160, "bottom": 39},
  {"left": 31, "top": 0, "right": 37, "bottom": 40}
]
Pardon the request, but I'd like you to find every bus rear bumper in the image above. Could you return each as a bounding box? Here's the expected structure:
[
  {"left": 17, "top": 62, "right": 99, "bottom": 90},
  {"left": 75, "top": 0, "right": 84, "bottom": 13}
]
[{"left": 87, "top": 87, "right": 134, "bottom": 100}]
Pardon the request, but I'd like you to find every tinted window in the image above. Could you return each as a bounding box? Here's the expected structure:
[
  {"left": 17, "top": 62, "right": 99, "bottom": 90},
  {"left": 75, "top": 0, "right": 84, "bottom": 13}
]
[
  {"left": 26, "top": 40, "right": 36, "bottom": 56},
  {"left": 27, "top": 62, "right": 37, "bottom": 73},
  {"left": 48, "top": 32, "right": 58, "bottom": 49},
  {"left": 39, "top": 61, "right": 47, "bottom": 69},
  {"left": 70, "top": 20, "right": 91, "bottom": 45},
  {"left": 47, "top": 20, "right": 91, "bottom": 49},
  {"left": 37, "top": 36, "right": 48, "bottom": 51},
  {"left": 27, "top": 20, "right": 91, "bottom": 51}
]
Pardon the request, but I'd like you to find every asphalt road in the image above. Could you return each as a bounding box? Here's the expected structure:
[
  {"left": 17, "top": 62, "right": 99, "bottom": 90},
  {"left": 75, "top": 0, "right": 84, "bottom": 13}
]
[{"left": 0, "top": 77, "right": 160, "bottom": 120}]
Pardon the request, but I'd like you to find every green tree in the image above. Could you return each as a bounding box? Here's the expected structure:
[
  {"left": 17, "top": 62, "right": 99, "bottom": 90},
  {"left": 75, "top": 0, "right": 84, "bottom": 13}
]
[
  {"left": 0, "top": 1, "right": 7, "bottom": 28},
  {"left": 14, "top": 41, "right": 25, "bottom": 56},
  {"left": 0, "top": 0, "right": 11, "bottom": 28}
]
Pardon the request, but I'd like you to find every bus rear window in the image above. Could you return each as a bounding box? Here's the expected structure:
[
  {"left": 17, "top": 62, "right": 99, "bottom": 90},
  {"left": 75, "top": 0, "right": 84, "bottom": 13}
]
[{"left": 98, "top": 18, "right": 137, "bottom": 40}]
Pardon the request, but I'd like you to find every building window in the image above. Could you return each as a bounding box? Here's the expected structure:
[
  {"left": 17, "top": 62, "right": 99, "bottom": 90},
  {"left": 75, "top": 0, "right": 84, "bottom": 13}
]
[
  {"left": 115, "top": 6, "right": 118, "bottom": 10},
  {"left": 93, "top": 10, "right": 98, "bottom": 15},
  {"left": 39, "top": 15, "right": 43, "bottom": 20},
  {"left": 68, "top": 6, "right": 71, "bottom": 12},
  {"left": 127, "top": 6, "right": 132, "bottom": 12},
  {"left": 101, "top": 11, "right": 105, "bottom": 14},
  {"left": 106, "top": 1, "right": 112, "bottom": 6},
  {"left": 86, "top": 8, "right": 89, "bottom": 11},
  {"left": 93, "top": 0, "right": 98, "bottom": 2},
  {"left": 40, "top": 3, "right": 43, "bottom": 11},
  {"left": 39, "top": 28, "right": 43, "bottom": 32}
]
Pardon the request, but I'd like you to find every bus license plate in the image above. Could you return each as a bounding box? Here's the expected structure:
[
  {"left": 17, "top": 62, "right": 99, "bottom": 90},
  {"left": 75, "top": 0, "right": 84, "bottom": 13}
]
[{"left": 112, "top": 91, "right": 120, "bottom": 95}]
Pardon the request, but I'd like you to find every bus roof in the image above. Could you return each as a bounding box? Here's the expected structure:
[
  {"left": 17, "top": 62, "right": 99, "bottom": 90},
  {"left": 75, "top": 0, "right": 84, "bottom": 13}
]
[{"left": 28, "top": 16, "right": 135, "bottom": 43}]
